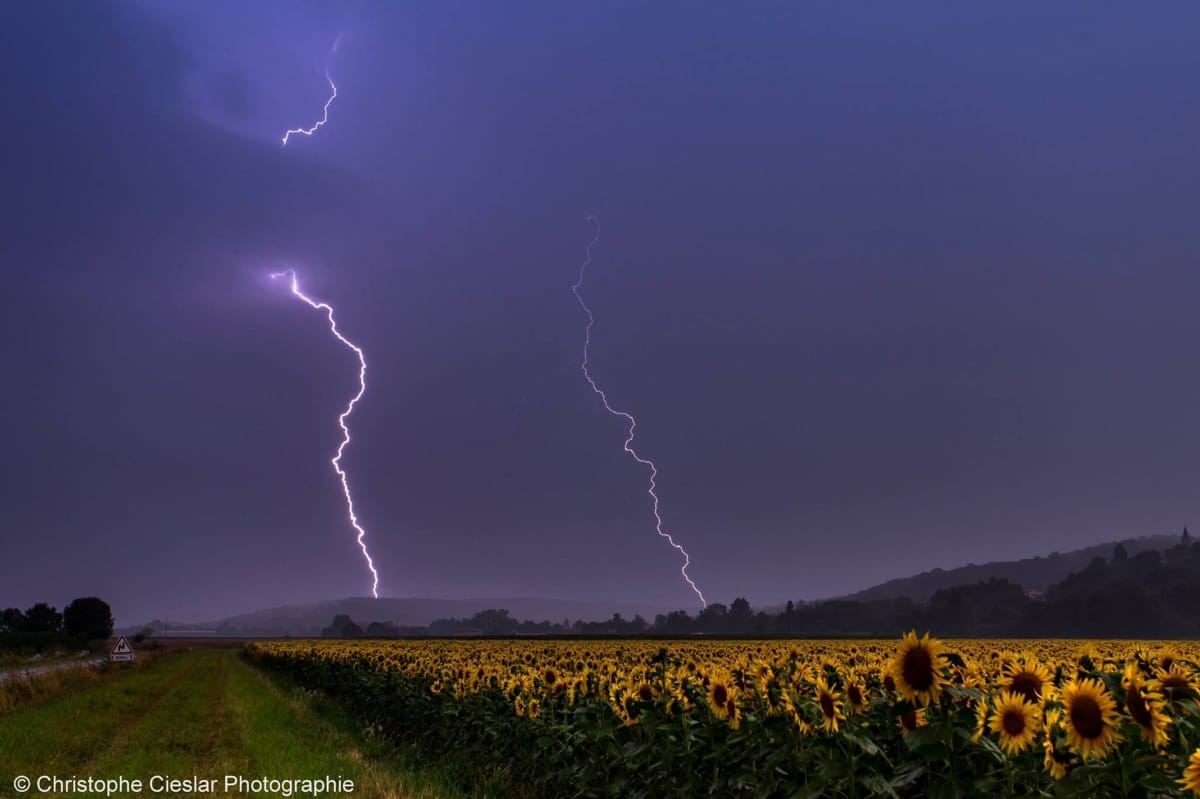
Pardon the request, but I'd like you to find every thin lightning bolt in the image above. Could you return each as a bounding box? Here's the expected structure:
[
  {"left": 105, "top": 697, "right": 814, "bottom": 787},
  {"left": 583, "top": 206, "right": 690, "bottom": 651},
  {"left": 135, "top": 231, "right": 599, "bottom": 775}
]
[
  {"left": 281, "top": 35, "right": 341, "bottom": 146},
  {"left": 571, "top": 215, "right": 707, "bottom": 608},
  {"left": 271, "top": 269, "right": 381, "bottom": 598}
]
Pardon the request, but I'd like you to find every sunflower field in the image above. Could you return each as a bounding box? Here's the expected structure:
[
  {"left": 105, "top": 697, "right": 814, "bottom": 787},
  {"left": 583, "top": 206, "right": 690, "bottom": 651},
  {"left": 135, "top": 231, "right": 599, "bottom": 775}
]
[{"left": 246, "top": 635, "right": 1200, "bottom": 798}]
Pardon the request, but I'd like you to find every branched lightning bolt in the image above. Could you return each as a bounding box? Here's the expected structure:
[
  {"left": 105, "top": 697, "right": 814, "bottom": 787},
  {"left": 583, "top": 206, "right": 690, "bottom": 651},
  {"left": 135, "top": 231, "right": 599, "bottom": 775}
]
[
  {"left": 571, "top": 215, "right": 707, "bottom": 608},
  {"left": 281, "top": 35, "right": 342, "bottom": 146},
  {"left": 271, "top": 269, "right": 381, "bottom": 598}
]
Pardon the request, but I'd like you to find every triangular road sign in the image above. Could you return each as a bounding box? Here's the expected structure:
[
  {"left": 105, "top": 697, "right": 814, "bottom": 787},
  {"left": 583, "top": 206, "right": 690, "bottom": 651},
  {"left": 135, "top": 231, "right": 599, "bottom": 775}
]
[{"left": 110, "top": 636, "right": 134, "bottom": 661}]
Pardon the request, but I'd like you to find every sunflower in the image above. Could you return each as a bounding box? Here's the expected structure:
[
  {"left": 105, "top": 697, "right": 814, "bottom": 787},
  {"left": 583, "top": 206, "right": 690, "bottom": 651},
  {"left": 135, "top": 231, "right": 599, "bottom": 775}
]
[
  {"left": 815, "top": 676, "right": 844, "bottom": 733},
  {"left": 889, "top": 631, "right": 945, "bottom": 706},
  {"left": 725, "top": 695, "right": 741, "bottom": 730},
  {"left": 619, "top": 694, "right": 641, "bottom": 725},
  {"left": 988, "top": 690, "right": 1040, "bottom": 755},
  {"left": 1157, "top": 663, "right": 1195, "bottom": 695},
  {"left": 1001, "top": 657, "right": 1053, "bottom": 705},
  {"left": 753, "top": 660, "right": 774, "bottom": 694},
  {"left": 970, "top": 696, "right": 988, "bottom": 743},
  {"left": 844, "top": 673, "right": 869, "bottom": 714},
  {"left": 897, "top": 705, "right": 926, "bottom": 734},
  {"left": 1180, "top": 747, "right": 1200, "bottom": 795},
  {"left": 1122, "top": 664, "right": 1170, "bottom": 748},
  {"left": 1061, "top": 678, "right": 1123, "bottom": 759},
  {"left": 1157, "top": 647, "right": 1181, "bottom": 674},
  {"left": 707, "top": 678, "right": 734, "bottom": 719},
  {"left": 765, "top": 682, "right": 795, "bottom": 717},
  {"left": 959, "top": 662, "right": 986, "bottom": 692},
  {"left": 632, "top": 681, "right": 658, "bottom": 703},
  {"left": 1042, "top": 710, "right": 1072, "bottom": 780}
]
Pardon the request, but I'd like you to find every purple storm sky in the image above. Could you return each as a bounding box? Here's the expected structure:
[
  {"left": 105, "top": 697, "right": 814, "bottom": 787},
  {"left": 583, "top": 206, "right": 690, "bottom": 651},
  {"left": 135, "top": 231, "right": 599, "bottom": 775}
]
[{"left": 4, "top": 2, "right": 1200, "bottom": 625}]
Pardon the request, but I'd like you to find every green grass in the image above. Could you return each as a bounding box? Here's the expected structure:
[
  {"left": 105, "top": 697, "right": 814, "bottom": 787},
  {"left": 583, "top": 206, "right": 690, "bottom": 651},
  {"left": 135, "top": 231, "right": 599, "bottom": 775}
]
[{"left": 0, "top": 650, "right": 472, "bottom": 798}]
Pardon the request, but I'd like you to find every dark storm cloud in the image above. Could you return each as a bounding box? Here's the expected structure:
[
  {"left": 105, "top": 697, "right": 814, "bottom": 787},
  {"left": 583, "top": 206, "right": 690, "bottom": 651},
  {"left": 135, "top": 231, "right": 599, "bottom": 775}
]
[
  {"left": 4, "top": 1, "right": 1200, "bottom": 625},
  {"left": 1, "top": 1, "right": 383, "bottom": 623}
]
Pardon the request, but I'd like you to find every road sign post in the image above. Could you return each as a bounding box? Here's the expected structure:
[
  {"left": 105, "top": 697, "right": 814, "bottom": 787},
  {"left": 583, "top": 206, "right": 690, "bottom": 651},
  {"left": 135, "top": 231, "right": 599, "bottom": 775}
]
[{"left": 110, "top": 636, "right": 135, "bottom": 662}]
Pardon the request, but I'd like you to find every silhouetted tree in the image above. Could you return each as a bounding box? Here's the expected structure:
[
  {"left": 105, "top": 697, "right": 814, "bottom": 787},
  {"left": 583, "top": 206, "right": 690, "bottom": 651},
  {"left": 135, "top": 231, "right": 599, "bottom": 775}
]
[
  {"left": 729, "top": 597, "right": 753, "bottom": 628},
  {"left": 697, "top": 603, "right": 728, "bottom": 633},
  {"left": 0, "top": 608, "right": 24, "bottom": 632},
  {"left": 365, "top": 621, "right": 398, "bottom": 637},
  {"left": 63, "top": 597, "right": 114, "bottom": 639},
  {"left": 23, "top": 602, "right": 62, "bottom": 633},
  {"left": 660, "top": 610, "right": 693, "bottom": 634},
  {"left": 321, "top": 614, "right": 364, "bottom": 637},
  {"left": 470, "top": 609, "right": 517, "bottom": 635}
]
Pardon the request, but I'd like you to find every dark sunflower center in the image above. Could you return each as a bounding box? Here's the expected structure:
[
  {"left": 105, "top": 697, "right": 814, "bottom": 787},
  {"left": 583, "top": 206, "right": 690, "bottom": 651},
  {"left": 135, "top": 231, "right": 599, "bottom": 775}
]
[
  {"left": 848, "top": 685, "right": 864, "bottom": 706},
  {"left": 883, "top": 675, "right": 897, "bottom": 692},
  {"left": 712, "top": 684, "right": 728, "bottom": 706},
  {"left": 900, "top": 710, "right": 918, "bottom": 730},
  {"left": 1126, "top": 685, "right": 1151, "bottom": 726},
  {"left": 819, "top": 692, "right": 835, "bottom": 718},
  {"left": 1001, "top": 708, "right": 1026, "bottom": 737},
  {"left": 902, "top": 647, "right": 934, "bottom": 691},
  {"left": 1009, "top": 672, "right": 1041, "bottom": 704},
  {"left": 1162, "top": 675, "right": 1188, "bottom": 690},
  {"left": 1069, "top": 695, "right": 1104, "bottom": 739},
  {"left": 638, "top": 685, "right": 654, "bottom": 702}
]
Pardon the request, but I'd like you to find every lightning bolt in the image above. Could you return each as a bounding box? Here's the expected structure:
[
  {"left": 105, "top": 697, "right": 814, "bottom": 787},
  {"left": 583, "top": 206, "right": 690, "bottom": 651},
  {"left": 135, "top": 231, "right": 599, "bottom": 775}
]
[
  {"left": 271, "top": 269, "right": 381, "bottom": 598},
  {"left": 571, "top": 215, "right": 707, "bottom": 608},
  {"left": 281, "top": 35, "right": 341, "bottom": 146}
]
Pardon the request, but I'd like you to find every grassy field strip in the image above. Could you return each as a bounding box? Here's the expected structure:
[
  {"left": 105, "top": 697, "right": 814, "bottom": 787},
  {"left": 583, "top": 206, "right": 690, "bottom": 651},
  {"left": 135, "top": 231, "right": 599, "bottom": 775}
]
[
  {"left": 224, "top": 654, "right": 465, "bottom": 798},
  {"left": 0, "top": 654, "right": 198, "bottom": 777},
  {"left": 86, "top": 650, "right": 246, "bottom": 779},
  {"left": 0, "top": 650, "right": 465, "bottom": 799}
]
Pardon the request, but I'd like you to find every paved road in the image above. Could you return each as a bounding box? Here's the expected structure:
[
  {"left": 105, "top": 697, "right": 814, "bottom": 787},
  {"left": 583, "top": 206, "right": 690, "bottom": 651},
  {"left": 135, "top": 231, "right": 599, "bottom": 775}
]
[{"left": 0, "top": 657, "right": 106, "bottom": 685}]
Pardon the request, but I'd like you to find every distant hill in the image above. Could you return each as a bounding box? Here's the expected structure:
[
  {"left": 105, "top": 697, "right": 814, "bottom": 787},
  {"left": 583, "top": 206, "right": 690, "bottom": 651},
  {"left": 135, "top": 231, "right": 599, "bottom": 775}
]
[
  {"left": 847, "top": 534, "right": 1180, "bottom": 603},
  {"left": 129, "top": 597, "right": 671, "bottom": 638}
]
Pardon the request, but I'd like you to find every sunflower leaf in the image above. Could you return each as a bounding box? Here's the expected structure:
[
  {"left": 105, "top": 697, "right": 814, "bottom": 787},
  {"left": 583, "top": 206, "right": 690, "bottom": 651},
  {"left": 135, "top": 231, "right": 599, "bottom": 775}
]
[
  {"left": 862, "top": 774, "right": 901, "bottom": 798},
  {"left": 974, "top": 733, "right": 1006, "bottom": 763}
]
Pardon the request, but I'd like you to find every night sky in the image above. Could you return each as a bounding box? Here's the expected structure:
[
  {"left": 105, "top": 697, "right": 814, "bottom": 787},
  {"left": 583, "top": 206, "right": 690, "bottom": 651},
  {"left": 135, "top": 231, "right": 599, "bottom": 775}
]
[{"left": 5, "top": 2, "right": 1200, "bottom": 625}]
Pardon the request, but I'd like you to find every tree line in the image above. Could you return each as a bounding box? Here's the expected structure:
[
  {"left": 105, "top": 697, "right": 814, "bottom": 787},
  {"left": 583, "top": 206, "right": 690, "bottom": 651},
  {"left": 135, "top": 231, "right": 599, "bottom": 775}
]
[
  {"left": 0, "top": 597, "right": 114, "bottom": 640},
  {"left": 319, "top": 536, "right": 1200, "bottom": 639}
]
